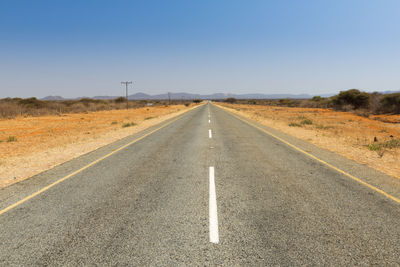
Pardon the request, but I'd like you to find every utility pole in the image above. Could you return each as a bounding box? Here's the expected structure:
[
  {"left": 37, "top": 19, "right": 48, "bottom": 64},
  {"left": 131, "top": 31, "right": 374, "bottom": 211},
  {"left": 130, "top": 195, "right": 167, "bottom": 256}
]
[
  {"left": 121, "top": 81, "right": 132, "bottom": 109},
  {"left": 168, "top": 92, "right": 171, "bottom": 105}
]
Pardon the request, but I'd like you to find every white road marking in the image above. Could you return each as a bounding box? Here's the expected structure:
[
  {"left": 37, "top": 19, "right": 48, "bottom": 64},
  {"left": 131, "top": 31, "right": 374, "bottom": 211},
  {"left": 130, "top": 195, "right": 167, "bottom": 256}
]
[
  {"left": 208, "top": 119, "right": 211, "bottom": 123},
  {"left": 209, "top": 129, "right": 212, "bottom": 138},
  {"left": 209, "top": 166, "right": 219, "bottom": 244}
]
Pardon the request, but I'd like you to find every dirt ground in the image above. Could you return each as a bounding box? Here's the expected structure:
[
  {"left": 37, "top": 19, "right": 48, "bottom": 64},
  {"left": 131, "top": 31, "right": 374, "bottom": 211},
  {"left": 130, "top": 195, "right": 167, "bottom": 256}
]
[
  {"left": 216, "top": 103, "right": 400, "bottom": 180},
  {"left": 0, "top": 104, "right": 199, "bottom": 189}
]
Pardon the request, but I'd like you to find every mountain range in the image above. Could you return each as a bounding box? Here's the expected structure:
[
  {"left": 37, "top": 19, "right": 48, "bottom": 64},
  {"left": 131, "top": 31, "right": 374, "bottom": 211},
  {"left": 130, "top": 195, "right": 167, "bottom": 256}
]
[
  {"left": 41, "top": 90, "right": 399, "bottom": 101},
  {"left": 42, "top": 92, "right": 321, "bottom": 101}
]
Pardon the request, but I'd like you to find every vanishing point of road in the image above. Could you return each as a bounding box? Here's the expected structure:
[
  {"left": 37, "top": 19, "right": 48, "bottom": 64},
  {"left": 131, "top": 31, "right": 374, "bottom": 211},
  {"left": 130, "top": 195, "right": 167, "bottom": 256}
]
[{"left": 0, "top": 103, "right": 399, "bottom": 265}]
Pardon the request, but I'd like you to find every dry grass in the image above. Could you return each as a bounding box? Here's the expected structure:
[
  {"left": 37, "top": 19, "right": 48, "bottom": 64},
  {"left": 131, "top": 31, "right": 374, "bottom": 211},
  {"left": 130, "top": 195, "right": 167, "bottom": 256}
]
[
  {"left": 216, "top": 102, "right": 400, "bottom": 180},
  {"left": 0, "top": 97, "right": 193, "bottom": 119},
  {"left": 0, "top": 103, "right": 200, "bottom": 188}
]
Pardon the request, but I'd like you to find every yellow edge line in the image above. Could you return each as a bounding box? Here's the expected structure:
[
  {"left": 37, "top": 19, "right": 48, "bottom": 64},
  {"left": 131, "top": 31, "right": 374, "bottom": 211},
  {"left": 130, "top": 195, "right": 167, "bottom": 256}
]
[
  {"left": 217, "top": 105, "right": 400, "bottom": 204},
  {"left": 0, "top": 106, "right": 200, "bottom": 216}
]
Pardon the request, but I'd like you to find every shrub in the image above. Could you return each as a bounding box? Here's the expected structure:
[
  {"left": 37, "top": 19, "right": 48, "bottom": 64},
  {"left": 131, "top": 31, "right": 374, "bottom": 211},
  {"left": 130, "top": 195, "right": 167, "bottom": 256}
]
[
  {"left": 297, "top": 115, "right": 307, "bottom": 120},
  {"left": 332, "top": 89, "right": 371, "bottom": 110},
  {"left": 301, "top": 119, "right": 313, "bottom": 125},
  {"left": 122, "top": 122, "right": 137, "bottom": 128},
  {"left": 278, "top": 99, "right": 295, "bottom": 107},
  {"left": 380, "top": 93, "right": 400, "bottom": 114},
  {"left": 7, "top": 136, "right": 17, "bottom": 142},
  {"left": 367, "top": 139, "right": 400, "bottom": 151},
  {"left": 289, "top": 122, "right": 301, "bottom": 127},
  {"left": 225, "top": 98, "right": 237, "bottom": 103},
  {"left": 18, "top": 97, "right": 47, "bottom": 108},
  {"left": 312, "top": 96, "right": 322, "bottom": 101},
  {"left": 193, "top": 99, "right": 202, "bottom": 103},
  {"left": 315, "top": 124, "right": 334, "bottom": 130},
  {"left": 184, "top": 103, "right": 190, "bottom": 107},
  {"left": 114, "top": 97, "right": 126, "bottom": 103}
]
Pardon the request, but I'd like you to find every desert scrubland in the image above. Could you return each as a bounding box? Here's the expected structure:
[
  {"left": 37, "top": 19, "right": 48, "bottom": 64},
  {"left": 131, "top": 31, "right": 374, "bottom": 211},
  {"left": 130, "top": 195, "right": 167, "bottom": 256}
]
[
  {"left": 0, "top": 104, "right": 198, "bottom": 188},
  {"left": 216, "top": 102, "right": 400, "bottom": 180}
]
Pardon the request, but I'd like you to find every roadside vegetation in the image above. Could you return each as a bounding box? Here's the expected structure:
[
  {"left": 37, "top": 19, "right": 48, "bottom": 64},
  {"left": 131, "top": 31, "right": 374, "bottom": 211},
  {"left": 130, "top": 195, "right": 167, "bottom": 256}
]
[
  {"left": 0, "top": 97, "right": 195, "bottom": 119},
  {"left": 220, "top": 89, "right": 400, "bottom": 116}
]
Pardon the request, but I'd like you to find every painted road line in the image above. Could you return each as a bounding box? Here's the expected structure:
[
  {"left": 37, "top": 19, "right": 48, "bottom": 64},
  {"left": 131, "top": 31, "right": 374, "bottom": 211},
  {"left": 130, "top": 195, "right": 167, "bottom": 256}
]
[
  {"left": 0, "top": 106, "right": 202, "bottom": 216},
  {"left": 220, "top": 107, "right": 400, "bottom": 204},
  {"left": 209, "top": 129, "right": 212, "bottom": 138},
  {"left": 209, "top": 166, "right": 219, "bottom": 244},
  {"left": 208, "top": 119, "right": 211, "bottom": 123}
]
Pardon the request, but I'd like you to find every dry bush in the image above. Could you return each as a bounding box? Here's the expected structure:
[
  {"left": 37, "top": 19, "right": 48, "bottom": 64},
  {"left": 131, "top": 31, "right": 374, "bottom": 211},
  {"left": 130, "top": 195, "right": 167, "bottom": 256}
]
[
  {"left": 224, "top": 89, "right": 399, "bottom": 116},
  {"left": 0, "top": 98, "right": 187, "bottom": 119}
]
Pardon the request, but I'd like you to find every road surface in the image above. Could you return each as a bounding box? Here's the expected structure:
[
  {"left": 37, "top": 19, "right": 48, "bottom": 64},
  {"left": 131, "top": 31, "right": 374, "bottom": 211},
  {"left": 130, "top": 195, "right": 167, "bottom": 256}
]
[{"left": 0, "top": 103, "right": 399, "bottom": 265}]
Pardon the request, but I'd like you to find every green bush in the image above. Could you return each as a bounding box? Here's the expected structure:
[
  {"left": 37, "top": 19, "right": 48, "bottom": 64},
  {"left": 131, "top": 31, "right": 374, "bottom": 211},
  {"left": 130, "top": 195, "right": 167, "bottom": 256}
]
[
  {"left": 278, "top": 98, "right": 295, "bottom": 107},
  {"left": 114, "top": 97, "right": 126, "bottom": 103},
  {"left": 332, "top": 89, "right": 370, "bottom": 110},
  {"left": 367, "top": 139, "right": 400, "bottom": 151},
  {"left": 18, "top": 97, "right": 47, "bottom": 108},
  {"left": 380, "top": 93, "right": 400, "bottom": 114},
  {"left": 122, "top": 122, "right": 137, "bottom": 128},
  {"left": 225, "top": 98, "right": 237, "bottom": 103},
  {"left": 301, "top": 119, "right": 313, "bottom": 125},
  {"left": 7, "top": 136, "right": 17, "bottom": 142},
  {"left": 289, "top": 122, "right": 301, "bottom": 127},
  {"left": 311, "top": 96, "right": 322, "bottom": 101}
]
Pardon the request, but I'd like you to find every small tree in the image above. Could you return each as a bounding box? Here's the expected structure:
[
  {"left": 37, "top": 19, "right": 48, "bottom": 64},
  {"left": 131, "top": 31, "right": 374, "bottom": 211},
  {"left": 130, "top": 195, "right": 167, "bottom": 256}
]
[
  {"left": 332, "top": 89, "right": 370, "bottom": 109},
  {"left": 114, "top": 97, "right": 126, "bottom": 103},
  {"left": 225, "top": 97, "right": 237, "bottom": 103},
  {"left": 380, "top": 93, "right": 400, "bottom": 114}
]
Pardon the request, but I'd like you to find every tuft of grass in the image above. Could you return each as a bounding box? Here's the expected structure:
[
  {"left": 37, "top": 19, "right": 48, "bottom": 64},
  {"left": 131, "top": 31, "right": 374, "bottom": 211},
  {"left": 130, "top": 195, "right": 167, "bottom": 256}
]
[
  {"left": 297, "top": 115, "right": 307, "bottom": 120},
  {"left": 380, "top": 129, "right": 387, "bottom": 133},
  {"left": 367, "top": 139, "right": 400, "bottom": 151},
  {"left": 300, "top": 119, "right": 313, "bottom": 125},
  {"left": 289, "top": 122, "right": 302, "bottom": 127},
  {"left": 144, "top": 116, "right": 154, "bottom": 120},
  {"left": 7, "top": 136, "right": 17, "bottom": 142},
  {"left": 111, "top": 121, "right": 118, "bottom": 125},
  {"left": 315, "top": 124, "right": 334, "bottom": 130},
  {"left": 122, "top": 122, "right": 137, "bottom": 128}
]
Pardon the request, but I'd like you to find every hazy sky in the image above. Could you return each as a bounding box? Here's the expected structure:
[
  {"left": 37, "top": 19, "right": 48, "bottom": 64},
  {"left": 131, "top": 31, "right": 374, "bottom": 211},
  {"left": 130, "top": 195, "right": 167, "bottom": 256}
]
[{"left": 1, "top": 0, "right": 400, "bottom": 98}]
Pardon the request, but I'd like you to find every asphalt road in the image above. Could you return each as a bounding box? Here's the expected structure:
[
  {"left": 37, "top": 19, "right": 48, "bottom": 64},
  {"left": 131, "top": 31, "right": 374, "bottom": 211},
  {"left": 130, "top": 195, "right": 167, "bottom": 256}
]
[{"left": 0, "top": 103, "right": 399, "bottom": 265}]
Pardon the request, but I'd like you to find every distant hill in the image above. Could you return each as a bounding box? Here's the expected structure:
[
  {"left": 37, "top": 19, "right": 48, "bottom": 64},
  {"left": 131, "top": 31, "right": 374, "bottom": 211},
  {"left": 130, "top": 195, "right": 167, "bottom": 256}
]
[
  {"left": 126, "top": 92, "right": 315, "bottom": 100},
  {"left": 41, "top": 95, "right": 66, "bottom": 100},
  {"left": 40, "top": 92, "right": 317, "bottom": 100},
  {"left": 40, "top": 90, "right": 399, "bottom": 101}
]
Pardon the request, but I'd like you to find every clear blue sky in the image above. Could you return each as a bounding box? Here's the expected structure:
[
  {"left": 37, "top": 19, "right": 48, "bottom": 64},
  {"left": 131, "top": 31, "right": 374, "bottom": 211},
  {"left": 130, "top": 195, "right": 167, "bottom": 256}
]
[{"left": 1, "top": 0, "right": 399, "bottom": 98}]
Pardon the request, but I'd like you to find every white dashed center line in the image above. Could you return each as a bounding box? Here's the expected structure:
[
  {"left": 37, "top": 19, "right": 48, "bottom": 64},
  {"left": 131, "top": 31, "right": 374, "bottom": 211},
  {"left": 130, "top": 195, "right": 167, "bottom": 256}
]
[
  {"left": 209, "top": 129, "right": 212, "bottom": 138},
  {"left": 209, "top": 166, "right": 219, "bottom": 244}
]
